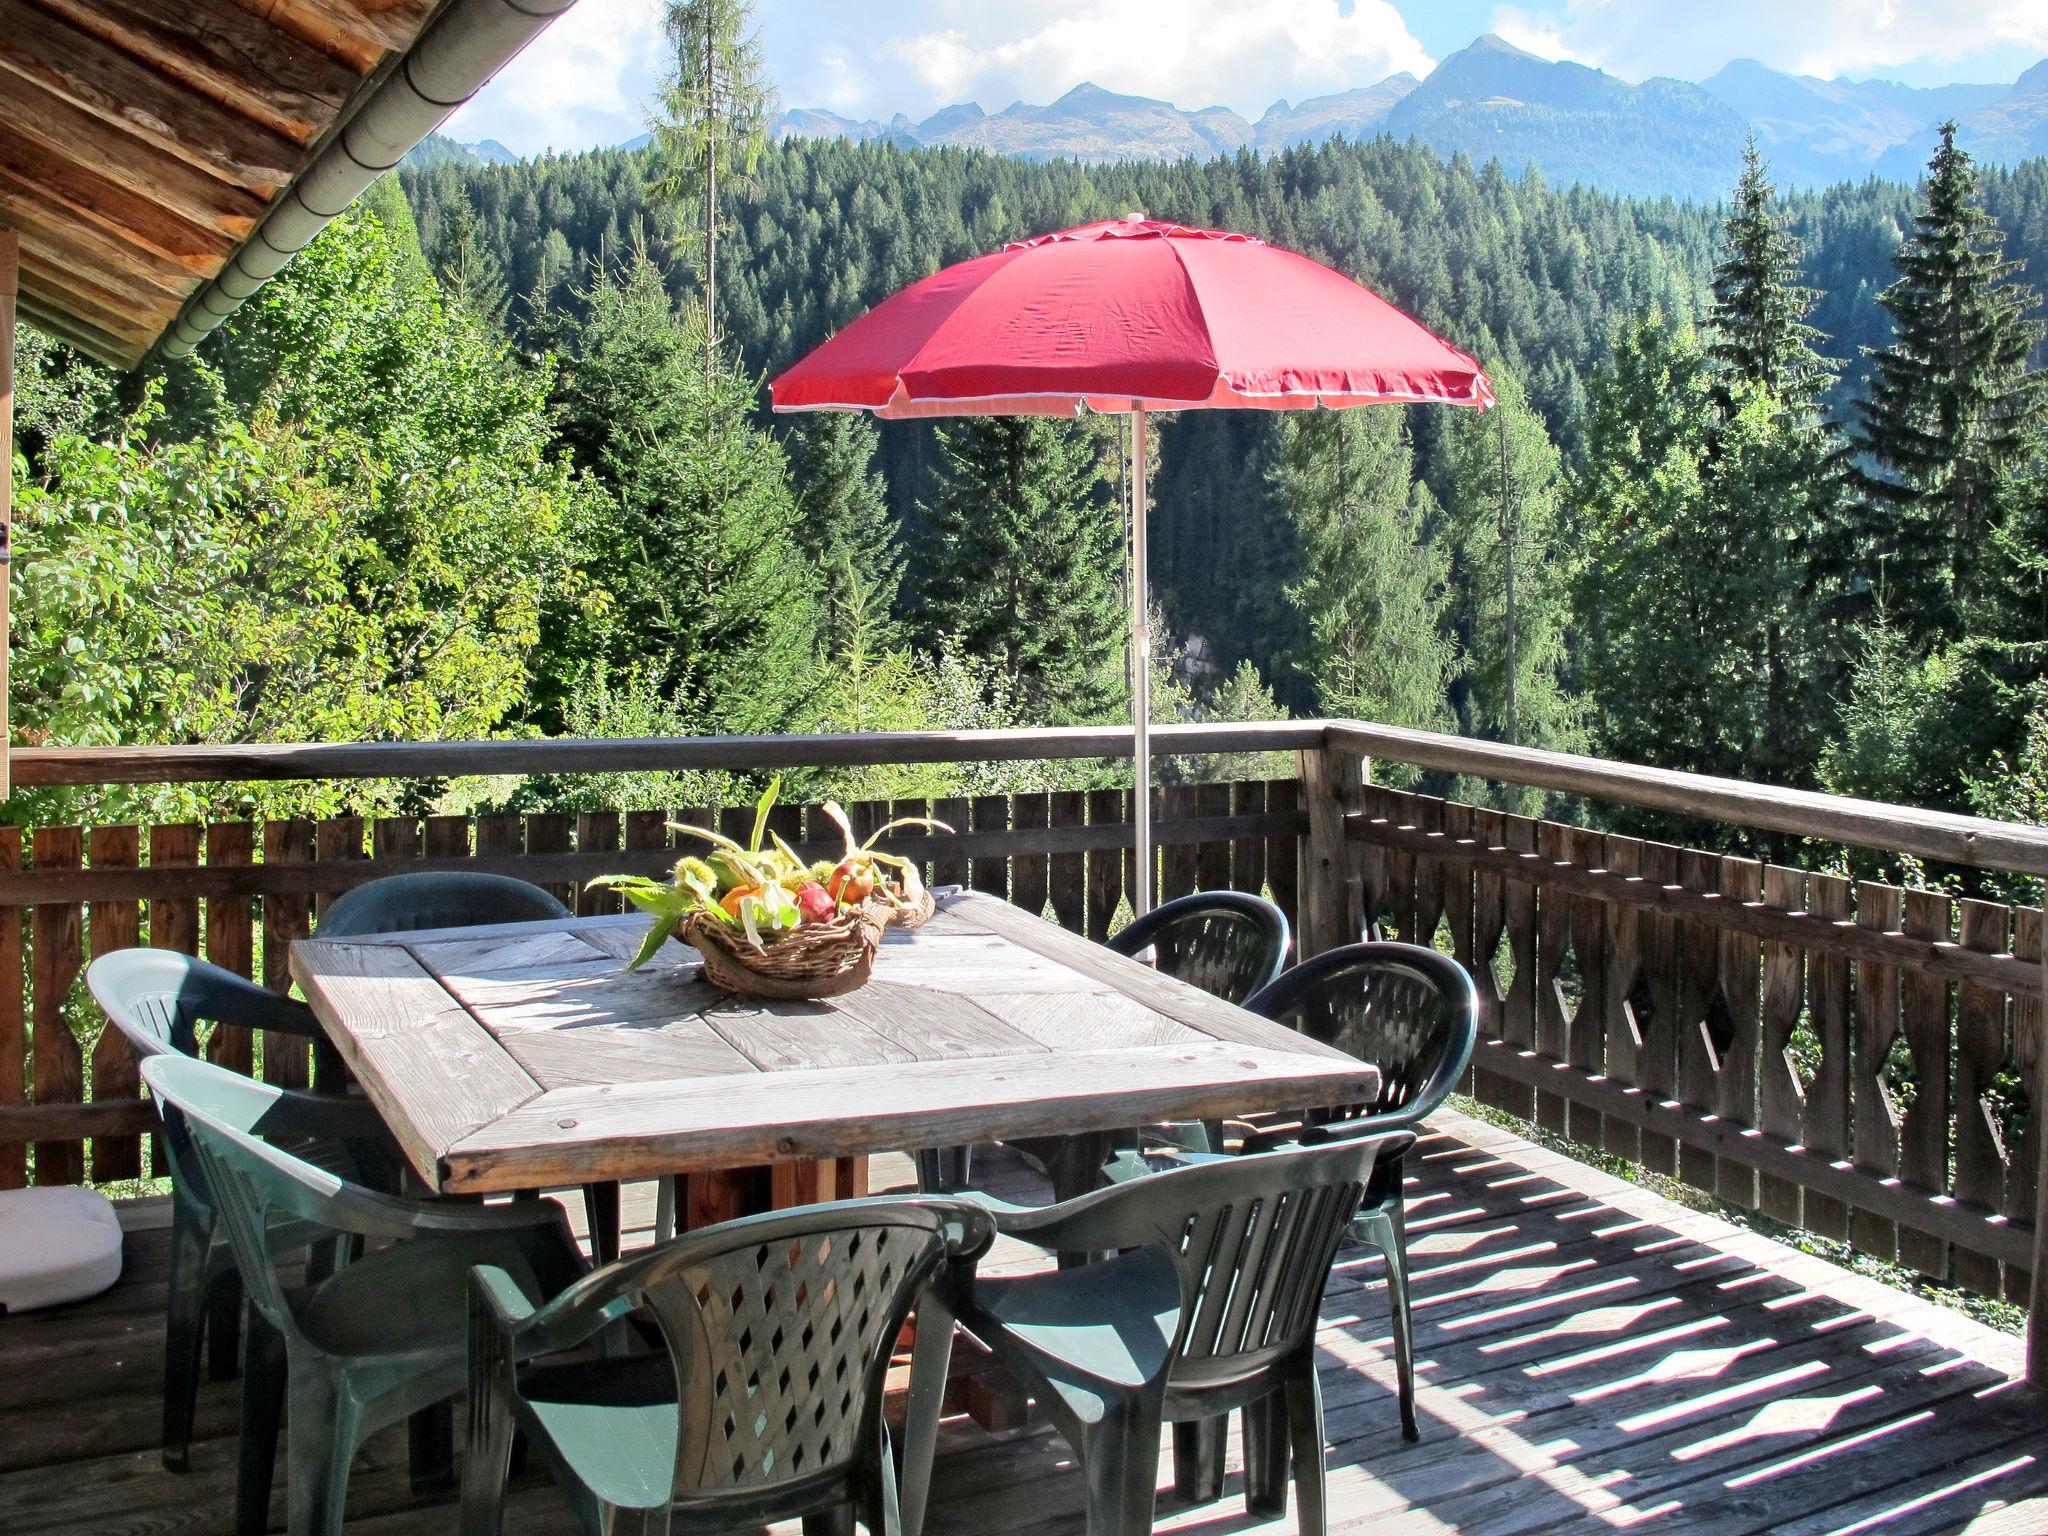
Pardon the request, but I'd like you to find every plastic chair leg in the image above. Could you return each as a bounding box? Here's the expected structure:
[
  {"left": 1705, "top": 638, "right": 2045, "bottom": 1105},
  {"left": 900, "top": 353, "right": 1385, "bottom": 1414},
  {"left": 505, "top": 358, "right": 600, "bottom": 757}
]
[
  {"left": 898, "top": 1295, "right": 957, "bottom": 1536},
  {"left": 913, "top": 1146, "right": 973, "bottom": 1192},
  {"left": 653, "top": 1176, "right": 677, "bottom": 1243},
  {"left": 460, "top": 1364, "right": 515, "bottom": 1536},
  {"left": 1358, "top": 1202, "right": 1419, "bottom": 1442},
  {"left": 409, "top": 1403, "right": 456, "bottom": 1497},
  {"left": 162, "top": 1199, "right": 211, "bottom": 1472},
  {"left": 1286, "top": 1361, "right": 1328, "bottom": 1536},
  {"left": 1076, "top": 1400, "right": 1165, "bottom": 1536},
  {"left": 235, "top": 1315, "right": 286, "bottom": 1536},
  {"left": 206, "top": 1267, "right": 244, "bottom": 1379},
  {"left": 1171, "top": 1416, "right": 1226, "bottom": 1503},
  {"left": 1242, "top": 1390, "right": 1289, "bottom": 1517},
  {"left": 285, "top": 1360, "right": 363, "bottom": 1536},
  {"left": 801, "top": 1508, "right": 854, "bottom": 1536}
]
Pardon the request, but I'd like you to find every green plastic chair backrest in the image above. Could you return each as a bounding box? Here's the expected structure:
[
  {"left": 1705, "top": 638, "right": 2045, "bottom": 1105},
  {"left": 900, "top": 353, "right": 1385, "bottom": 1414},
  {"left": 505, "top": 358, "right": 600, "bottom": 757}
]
[
  {"left": 319, "top": 872, "right": 571, "bottom": 937},
  {"left": 140, "top": 1054, "right": 401, "bottom": 1342},
  {"left": 1013, "top": 1131, "right": 1411, "bottom": 1386},
  {"left": 522, "top": 1198, "right": 995, "bottom": 1501},
  {"left": 1106, "top": 892, "right": 1291, "bottom": 1005},
  {"left": 90, "top": 948, "right": 323, "bottom": 1204},
  {"left": 1245, "top": 942, "right": 1478, "bottom": 1134}
]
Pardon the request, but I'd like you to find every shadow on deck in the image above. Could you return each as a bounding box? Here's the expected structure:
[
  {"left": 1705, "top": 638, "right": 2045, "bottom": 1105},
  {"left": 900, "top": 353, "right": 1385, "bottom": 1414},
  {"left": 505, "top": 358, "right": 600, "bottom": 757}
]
[{"left": 1, "top": 1108, "right": 2041, "bottom": 1535}]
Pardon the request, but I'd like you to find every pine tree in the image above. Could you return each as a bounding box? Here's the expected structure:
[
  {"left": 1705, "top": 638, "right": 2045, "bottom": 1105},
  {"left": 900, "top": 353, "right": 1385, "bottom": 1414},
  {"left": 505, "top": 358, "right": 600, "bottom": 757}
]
[
  {"left": 1707, "top": 139, "right": 1832, "bottom": 408},
  {"left": 1854, "top": 122, "right": 2044, "bottom": 636},
  {"left": 914, "top": 417, "right": 1123, "bottom": 722},
  {"left": 1268, "top": 408, "right": 1454, "bottom": 743},
  {"left": 1440, "top": 367, "right": 1581, "bottom": 752},
  {"left": 783, "top": 411, "right": 902, "bottom": 658},
  {"left": 430, "top": 199, "right": 510, "bottom": 328},
  {"left": 648, "top": 0, "right": 774, "bottom": 367},
  {"left": 550, "top": 258, "right": 816, "bottom": 734}
]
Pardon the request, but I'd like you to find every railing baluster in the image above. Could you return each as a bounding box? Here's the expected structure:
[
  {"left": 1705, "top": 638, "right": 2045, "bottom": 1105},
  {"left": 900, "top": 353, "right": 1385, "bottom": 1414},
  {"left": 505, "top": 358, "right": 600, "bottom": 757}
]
[
  {"left": 1715, "top": 857, "right": 1763, "bottom": 1209},
  {"left": 1899, "top": 886, "right": 1955, "bottom": 1277},
  {"left": 85, "top": 826, "right": 141, "bottom": 1182},
  {"left": 0, "top": 829, "right": 20, "bottom": 1189},
  {"left": 1010, "top": 792, "right": 1049, "bottom": 920},
  {"left": 1954, "top": 898, "right": 2012, "bottom": 1298},
  {"left": 203, "top": 822, "right": 254, "bottom": 1078},
  {"left": 1048, "top": 791, "right": 1085, "bottom": 934},
  {"left": 1757, "top": 864, "right": 1809, "bottom": 1226},
  {"left": 262, "top": 818, "right": 313, "bottom": 1089},
  {"left": 1853, "top": 882, "right": 1905, "bottom": 1262},
  {"left": 32, "top": 827, "right": 84, "bottom": 1185}
]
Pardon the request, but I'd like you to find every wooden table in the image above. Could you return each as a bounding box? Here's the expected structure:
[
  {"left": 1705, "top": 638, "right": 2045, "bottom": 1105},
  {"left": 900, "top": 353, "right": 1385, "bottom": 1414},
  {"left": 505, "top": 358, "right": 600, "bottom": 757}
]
[{"left": 288, "top": 891, "right": 1380, "bottom": 1199}]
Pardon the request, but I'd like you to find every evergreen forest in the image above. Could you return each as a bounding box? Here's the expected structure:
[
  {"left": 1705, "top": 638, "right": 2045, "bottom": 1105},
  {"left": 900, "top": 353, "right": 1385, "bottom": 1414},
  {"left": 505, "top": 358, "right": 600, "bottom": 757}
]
[{"left": 13, "top": 117, "right": 2048, "bottom": 873}]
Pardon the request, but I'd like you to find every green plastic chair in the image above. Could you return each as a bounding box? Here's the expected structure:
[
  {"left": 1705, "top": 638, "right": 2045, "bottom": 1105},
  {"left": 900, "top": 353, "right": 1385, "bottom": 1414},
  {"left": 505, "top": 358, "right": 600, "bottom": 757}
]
[
  {"left": 1110, "top": 941, "right": 1479, "bottom": 1450},
  {"left": 462, "top": 1197, "right": 997, "bottom": 1536},
  {"left": 951, "top": 1132, "right": 1413, "bottom": 1536},
  {"left": 88, "top": 948, "right": 391, "bottom": 1474},
  {"left": 140, "top": 1053, "right": 588, "bottom": 1536},
  {"left": 318, "top": 870, "right": 573, "bottom": 937},
  {"left": 916, "top": 892, "right": 1291, "bottom": 1197}
]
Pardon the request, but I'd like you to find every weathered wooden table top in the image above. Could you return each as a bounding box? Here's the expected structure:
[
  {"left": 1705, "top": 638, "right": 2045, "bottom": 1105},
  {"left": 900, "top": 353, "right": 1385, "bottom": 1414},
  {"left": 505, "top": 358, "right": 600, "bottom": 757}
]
[{"left": 288, "top": 891, "right": 1379, "bottom": 1194}]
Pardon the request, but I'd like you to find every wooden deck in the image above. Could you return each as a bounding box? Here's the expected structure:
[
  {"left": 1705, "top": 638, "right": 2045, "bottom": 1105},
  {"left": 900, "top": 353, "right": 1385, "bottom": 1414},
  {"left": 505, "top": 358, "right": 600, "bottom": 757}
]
[{"left": 2, "top": 1106, "right": 2041, "bottom": 1536}]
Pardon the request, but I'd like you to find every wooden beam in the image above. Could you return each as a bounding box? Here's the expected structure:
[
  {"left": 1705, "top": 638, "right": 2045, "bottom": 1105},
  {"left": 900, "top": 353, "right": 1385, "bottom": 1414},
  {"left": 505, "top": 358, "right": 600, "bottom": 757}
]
[
  {"left": 6, "top": 721, "right": 1336, "bottom": 788},
  {"left": 243, "top": 0, "right": 437, "bottom": 75},
  {"left": 2033, "top": 959, "right": 2048, "bottom": 1388},
  {"left": 3, "top": 70, "right": 266, "bottom": 239},
  {"left": 14, "top": 289, "right": 141, "bottom": 369},
  {"left": 29, "top": 0, "right": 359, "bottom": 145},
  {"left": 0, "top": 125, "right": 235, "bottom": 274},
  {"left": 1, "top": 228, "right": 13, "bottom": 801},
  {"left": 1328, "top": 719, "right": 2048, "bottom": 880},
  {"left": 0, "top": 182, "right": 201, "bottom": 306},
  {"left": 12, "top": 249, "right": 171, "bottom": 351},
  {"left": 0, "top": 1, "right": 302, "bottom": 195}
]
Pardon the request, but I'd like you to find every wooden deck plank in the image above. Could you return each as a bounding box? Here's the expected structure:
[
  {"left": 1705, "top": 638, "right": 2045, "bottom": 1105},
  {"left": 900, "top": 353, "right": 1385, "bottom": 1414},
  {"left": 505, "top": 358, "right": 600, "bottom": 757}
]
[{"left": 0, "top": 1114, "right": 2034, "bottom": 1536}]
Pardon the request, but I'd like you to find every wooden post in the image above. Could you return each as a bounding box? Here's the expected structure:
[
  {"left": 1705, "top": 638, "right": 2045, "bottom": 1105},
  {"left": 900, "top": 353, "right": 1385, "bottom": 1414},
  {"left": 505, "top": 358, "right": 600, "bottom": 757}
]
[
  {"left": 2032, "top": 969, "right": 2048, "bottom": 1387},
  {"left": 0, "top": 228, "right": 14, "bottom": 800},
  {"left": 1297, "top": 746, "right": 1366, "bottom": 960}
]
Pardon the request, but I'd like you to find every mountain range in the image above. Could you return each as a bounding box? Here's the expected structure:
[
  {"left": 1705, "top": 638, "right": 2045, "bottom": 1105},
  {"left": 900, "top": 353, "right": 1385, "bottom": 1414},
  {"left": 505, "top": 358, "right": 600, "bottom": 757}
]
[{"left": 771, "top": 34, "right": 2048, "bottom": 200}]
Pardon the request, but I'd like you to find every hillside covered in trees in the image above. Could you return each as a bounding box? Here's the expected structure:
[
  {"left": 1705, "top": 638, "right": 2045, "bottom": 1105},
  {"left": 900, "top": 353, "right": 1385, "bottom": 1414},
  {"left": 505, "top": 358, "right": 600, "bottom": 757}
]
[{"left": 13, "top": 112, "right": 2048, "bottom": 870}]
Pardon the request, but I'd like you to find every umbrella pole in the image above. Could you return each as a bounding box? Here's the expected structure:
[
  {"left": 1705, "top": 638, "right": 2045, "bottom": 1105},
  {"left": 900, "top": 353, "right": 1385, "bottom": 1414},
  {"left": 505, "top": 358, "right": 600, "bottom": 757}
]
[{"left": 1131, "top": 404, "right": 1152, "bottom": 916}]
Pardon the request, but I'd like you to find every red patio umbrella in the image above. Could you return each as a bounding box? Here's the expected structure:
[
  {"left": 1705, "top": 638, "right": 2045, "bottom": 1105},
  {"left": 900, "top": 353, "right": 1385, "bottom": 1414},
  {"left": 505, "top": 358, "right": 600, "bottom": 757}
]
[{"left": 771, "top": 216, "right": 1493, "bottom": 913}]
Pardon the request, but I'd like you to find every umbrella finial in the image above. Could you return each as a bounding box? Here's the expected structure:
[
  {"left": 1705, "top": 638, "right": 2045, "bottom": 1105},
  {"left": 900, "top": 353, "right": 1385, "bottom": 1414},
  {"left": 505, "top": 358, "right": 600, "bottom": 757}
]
[{"left": 1127, "top": 209, "right": 1145, "bottom": 224}]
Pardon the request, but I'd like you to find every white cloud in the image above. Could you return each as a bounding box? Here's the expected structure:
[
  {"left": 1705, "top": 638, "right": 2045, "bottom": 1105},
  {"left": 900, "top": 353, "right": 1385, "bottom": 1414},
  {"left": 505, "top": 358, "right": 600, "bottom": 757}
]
[
  {"left": 1489, "top": 0, "right": 2048, "bottom": 83},
  {"left": 444, "top": 0, "right": 666, "bottom": 155},
  {"left": 883, "top": 1, "right": 1434, "bottom": 118}
]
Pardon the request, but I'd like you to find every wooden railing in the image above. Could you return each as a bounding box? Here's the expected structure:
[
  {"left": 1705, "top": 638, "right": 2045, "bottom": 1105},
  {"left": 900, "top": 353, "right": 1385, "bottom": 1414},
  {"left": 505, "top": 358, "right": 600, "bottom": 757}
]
[{"left": 0, "top": 718, "right": 2043, "bottom": 1387}]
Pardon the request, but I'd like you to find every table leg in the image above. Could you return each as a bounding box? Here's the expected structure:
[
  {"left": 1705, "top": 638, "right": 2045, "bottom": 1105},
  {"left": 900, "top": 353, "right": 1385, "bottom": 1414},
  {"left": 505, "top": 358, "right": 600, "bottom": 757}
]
[{"left": 1049, "top": 1130, "right": 1118, "bottom": 1203}]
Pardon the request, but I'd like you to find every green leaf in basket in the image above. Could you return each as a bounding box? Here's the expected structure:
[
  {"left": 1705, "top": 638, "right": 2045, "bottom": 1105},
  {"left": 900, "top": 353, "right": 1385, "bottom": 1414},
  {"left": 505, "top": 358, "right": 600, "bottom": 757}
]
[
  {"left": 626, "top": 910, "right": 687, "bottom": 972},
  {"left": 749, "top": 775, "right": 782, "bottom": 854}
]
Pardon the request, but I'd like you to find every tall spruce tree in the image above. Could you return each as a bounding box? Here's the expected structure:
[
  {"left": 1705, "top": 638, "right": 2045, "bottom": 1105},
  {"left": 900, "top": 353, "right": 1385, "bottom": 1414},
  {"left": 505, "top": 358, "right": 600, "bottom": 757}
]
[
  {"left": 784, "top": 411, "right": 902, "bottom": 658},
  {"left": 549, "top": 258, "right": 816, "bottom": 734},
  {"left": 1575, "top": 312, "right": 1837, "bottom": 795},
  {"left": 1440, "top": 367, "right": 1581, "bottom": 752},
  {"left": 648, "top": 0, "right": 774, "bottom": 367},
  {"left": 1854, "top": 122, "right": 2044, "bottom": 637},
  {"left": 914, "top": 417, "right": 1123, "bottom": 722},
  {"left": 1269, "top": 408, "right": 1454, "bottom": 743},
  {"left": 1707, "top": 139, "right": 1832, "bottom": 408}
]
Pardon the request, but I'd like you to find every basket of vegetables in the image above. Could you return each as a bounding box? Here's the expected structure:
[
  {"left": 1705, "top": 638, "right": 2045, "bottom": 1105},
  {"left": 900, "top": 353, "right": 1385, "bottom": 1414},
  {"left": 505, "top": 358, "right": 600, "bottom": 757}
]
[{"left": 589, "top": 780, "right": 949, "bottom": 1000}]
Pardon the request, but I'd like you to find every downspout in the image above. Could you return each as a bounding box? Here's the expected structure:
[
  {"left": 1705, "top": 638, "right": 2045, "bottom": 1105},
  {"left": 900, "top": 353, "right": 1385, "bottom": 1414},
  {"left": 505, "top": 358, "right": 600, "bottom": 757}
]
[{"left": 159, "top": 0, "right": 578, "bottom": 358}]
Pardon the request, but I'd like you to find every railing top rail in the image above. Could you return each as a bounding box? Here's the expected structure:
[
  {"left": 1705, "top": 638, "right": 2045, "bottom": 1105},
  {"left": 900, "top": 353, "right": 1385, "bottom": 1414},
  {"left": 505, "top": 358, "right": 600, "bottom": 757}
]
[
  {"left": 6, "top": 721, "right": 1330, "bottom": 788},
  {"left": 1326, "top": 720, "right": 2048, "bottom": 881},
  {"left": 15, "top": 715, "right": 2048, "bottom": 881}
]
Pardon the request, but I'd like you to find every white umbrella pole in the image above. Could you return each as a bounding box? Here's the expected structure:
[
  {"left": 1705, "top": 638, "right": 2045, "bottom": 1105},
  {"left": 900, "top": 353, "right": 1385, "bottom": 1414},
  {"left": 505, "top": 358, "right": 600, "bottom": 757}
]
[{"left": 1131, "top": 404, "right": 1152, "bottom": 916}]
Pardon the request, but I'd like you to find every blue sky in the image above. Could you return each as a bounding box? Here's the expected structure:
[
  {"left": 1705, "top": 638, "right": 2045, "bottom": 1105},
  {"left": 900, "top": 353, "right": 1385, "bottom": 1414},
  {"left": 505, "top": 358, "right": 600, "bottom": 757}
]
[{"left": 446, "top": 1, "right": 2048, "bottom": 158}]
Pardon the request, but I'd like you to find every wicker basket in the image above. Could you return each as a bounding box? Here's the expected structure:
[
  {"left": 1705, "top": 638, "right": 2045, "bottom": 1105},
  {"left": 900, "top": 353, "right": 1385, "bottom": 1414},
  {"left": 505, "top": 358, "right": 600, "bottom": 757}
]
[
  {"left": 874, "top": 883, "right": 936, "bottom": 931},
  {"left": 684, "top": 905, "right": 885, "bottom": 1000}
]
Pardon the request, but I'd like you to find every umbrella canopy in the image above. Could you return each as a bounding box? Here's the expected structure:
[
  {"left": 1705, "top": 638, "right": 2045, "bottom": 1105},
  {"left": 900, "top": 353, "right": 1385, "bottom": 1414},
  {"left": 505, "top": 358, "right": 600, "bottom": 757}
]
[
  {"left": 770, "top": 217, "right": 1494, "bottom": 418},
  {"left": 770, "top": 216, "right": 1492, "bottom": 915}
]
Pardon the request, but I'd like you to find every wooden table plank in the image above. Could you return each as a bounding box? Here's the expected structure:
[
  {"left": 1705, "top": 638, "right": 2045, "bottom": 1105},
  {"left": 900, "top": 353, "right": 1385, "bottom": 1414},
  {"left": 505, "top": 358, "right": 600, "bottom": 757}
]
[
  {"left": 288, "top": 938, "right": 543, "bottom": 1186},
  {"left": 499, "top": 1021, "right": 755, "bottom": 1089},
  {"left": 951, "top": 890, "right": 1360, "bottom": 1058},
  {"left": 439, "top": 1041, "right": 1379, "bottom": 1191}
]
